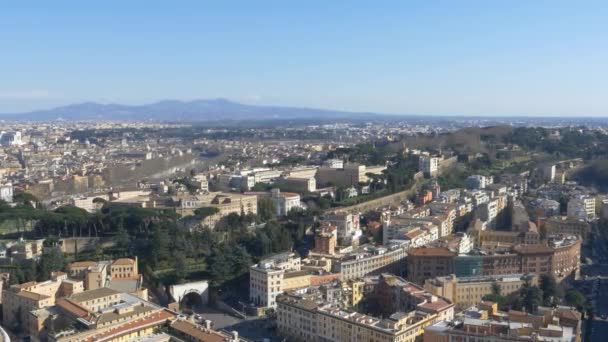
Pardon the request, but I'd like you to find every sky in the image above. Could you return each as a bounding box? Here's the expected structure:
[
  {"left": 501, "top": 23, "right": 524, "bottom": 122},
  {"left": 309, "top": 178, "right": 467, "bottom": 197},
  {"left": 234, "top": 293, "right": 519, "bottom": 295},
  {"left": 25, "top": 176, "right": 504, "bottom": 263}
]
[{"left": 1, "top": 0, "right": 607, "bottom": 116}]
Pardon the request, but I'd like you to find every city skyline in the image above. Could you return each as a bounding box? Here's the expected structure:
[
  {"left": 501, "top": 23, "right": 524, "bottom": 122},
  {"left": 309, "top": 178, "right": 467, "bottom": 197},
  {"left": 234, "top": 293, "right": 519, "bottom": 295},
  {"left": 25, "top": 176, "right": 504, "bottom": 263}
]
[{"left": 2, "top": 1, "right": 608, "bottom": 116}]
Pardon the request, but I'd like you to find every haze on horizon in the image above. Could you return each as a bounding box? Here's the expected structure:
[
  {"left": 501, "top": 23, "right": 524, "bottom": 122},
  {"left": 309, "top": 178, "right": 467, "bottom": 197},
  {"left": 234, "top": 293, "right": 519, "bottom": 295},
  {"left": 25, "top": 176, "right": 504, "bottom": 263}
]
[{"left": 1, "top": 1, "right": 607, "bottom": 117}]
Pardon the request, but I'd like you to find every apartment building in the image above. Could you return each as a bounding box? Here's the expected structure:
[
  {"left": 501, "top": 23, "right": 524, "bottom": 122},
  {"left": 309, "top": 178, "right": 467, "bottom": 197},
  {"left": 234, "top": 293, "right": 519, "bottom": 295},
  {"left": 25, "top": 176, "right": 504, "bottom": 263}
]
[
  {"left": 277, "top": 274, "right": 454, "bottom": 342},
  {"left": 567, "top": 195, "right": 596, "bottom": 220},
  {"left": 322, "top": 211, "right": 362, "bottom": 247},
  {"left": 424, "top": 302, "right": 581, "bottom": 342},
  {"left": 249, "top": 252, "right": 301, "bottom": 309},
  {"left": 424, "top": 274, "right": 536, "bottom": 310},
  {"left": 544, "top": 216, "right": 591, "bottom": 240},
  {"left": 406, "top": 247, "right": 456, "bottom": 285},
  {"left": 2, "top": 272, "right": 84, "bottom": 333},
  {"left": 419, "top": 155, "right": 439, "bottom": 177},
  {"left": 175, "top": 191, "right": 258, "bottom": 226},
  {"left": 409, "top": 236, "right": 581, "bottom": 284},
  {"left": 333, "top": 242, "right": 409, "bottom": 281},
  {"left": 270, "top": 189, "right": 302, "bottom": 216}
]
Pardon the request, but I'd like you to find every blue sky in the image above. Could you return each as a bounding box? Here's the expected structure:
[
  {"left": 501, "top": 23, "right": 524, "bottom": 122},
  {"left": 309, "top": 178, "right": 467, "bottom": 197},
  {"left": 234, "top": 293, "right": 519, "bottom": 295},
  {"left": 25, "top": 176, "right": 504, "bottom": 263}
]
[{"left": 1, "top": 0, "right": 607, "bottom": 116}]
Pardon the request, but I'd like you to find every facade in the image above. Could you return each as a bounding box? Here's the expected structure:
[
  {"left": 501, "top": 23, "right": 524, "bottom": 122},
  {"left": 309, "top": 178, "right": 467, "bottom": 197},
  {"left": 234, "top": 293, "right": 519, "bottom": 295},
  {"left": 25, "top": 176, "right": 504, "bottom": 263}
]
[
  {"left": 333, "top": 242, "right": 408, "bottom": 280},
  {"left": 313, "top": 225, "right": 337, "bottom": 255},
  {"left": 424, "top": 302, "right": 581, "bottom": 342},
  {"left": 277, "top": 274, "right": 455, "bottom": 342},
  {"left": 424, "top": 274, "right": 536, "bottom": 310},
  {"left": 175, "top": 192, "right": 258, "bottom": 226},
  {"left": 406, "top": 247, "right": 456, "bottom": 285},
  {"left": 2, "top": 272, "right": 84, "bottom": 333},
  {"left": 0, "top": 182, "right": 13, "bottom": 203},
  {"left": 410, "top": 236, "right": 581, "bottom": 284},
  {"left": 315, "top": 163, "right": 380, "bottom": 187},
  {"left": 271, "top": 189, "right": 302, "bottom": 216},
  {"left": 544, "top": 216, "right": 591, "bottom": 240},
  {"left": 323, "top": 212, "right": 362, "bottom": 247},
  {"left": 567, "top": 195, "right": 596, "bottom": 220},
  {"left": 249, "top": 252, "right": 301, "bottom": 309},
  {"left": 280, "top": 176, "right": 316, "bottom": 193},
  {"left": 418, "top": 155, "right": 439, "bottom": 177}
]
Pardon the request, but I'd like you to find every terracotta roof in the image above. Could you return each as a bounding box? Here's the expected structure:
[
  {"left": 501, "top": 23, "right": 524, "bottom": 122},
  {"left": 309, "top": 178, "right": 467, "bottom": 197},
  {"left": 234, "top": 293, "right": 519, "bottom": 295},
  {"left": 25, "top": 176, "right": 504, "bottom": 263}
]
[
  {"left": 112, "top": 258, "right": 136, "bottom": 266},
  {"left": 69, "top": 287, "right": 121, "bottom": 303},
  {"left": 69, "top": 261, "right": 98, "bottom": 269},
  {"left": 407, "top": 247, "right": 455, "bottom": 257},
  {"left": 16, "top": 281, "right": 37, "bottom": 289},
  {"left": 17, "top": 290, "right": 50, "bottom": 301},
  {"left": 86, "top": 309, "right": 175, "bottom": 342},
  {"left": 514, "top": 244, "right": 553, "bottom": 255},
  {"left": 171, "top": 319, "right": 232, "bottom": 342},
  {"left": 56, "top": 298, "right": 92, "bottom": 319}
]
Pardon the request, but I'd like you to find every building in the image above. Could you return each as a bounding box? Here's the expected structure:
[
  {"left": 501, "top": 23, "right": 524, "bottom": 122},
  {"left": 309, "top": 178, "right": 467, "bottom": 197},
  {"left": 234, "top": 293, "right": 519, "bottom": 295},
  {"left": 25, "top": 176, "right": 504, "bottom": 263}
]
[
  {"left": 70, "top": 194, "right": 110, "bottom": 212},
  {"left": 249, "top": 252, "right": 301, "bottom": 309},
  {"left": 544, "top": 216, "right": 591, "bottom": 240},
  {"left": 280, "top": 176, "right": 316, "bottom": 193},
  {"left": 67, "top": 257, "right": 146, "bottom": 299},
  {"left": 419, "top": 155, "right": 439, "bottom": 177},
  {"left": 169, "top": 319, "right": 243, "bottom": 342},
  {"left": 424, "top": 274, "right": 536, "bottom": 310},
  {"left": 175, "top": 192, "right": 258, "bottom": 226},
  {"left": 277, "top": 274, "right": 454, "bottom": 342},
  {"left": 424, "top": 301, "right": 581, "bottom": 342},
  {"left": 314, "top": 224, "right": 337, "bottom": 255},
  {"left": 411, "top": 236, "right": 581, "bottom": 284},
  {"left": 316, "top": 163, "right": 376, "bottom": 187},
  {"left": 323, "top": 158, "right": 344, "bottom": 169},
  {"left": 0, "top": 183, "right": 13, "bottom": 203},
  {"left": 567, "top": 195, "right": 596, "bottom": 220},
  {"left": 406, "top": 247, "right": 456, "bottom": 285},
  {"left": 270, "top": 189, "right": 302, "bottom": 216},
  {"left": 331, "top": 241, "right": 409, "bottom": 280},
  {"left": 465, "top": 175, "right": 490, "bottom": 190},
  {"left": 34, "top": 288, "right": 176, "bottom": 341},
  {"left": 322, "top": 212, "right": 362, "bottom": 247},
  {"left": 2, "top": 272, "right": 84, "bottom": 333}
]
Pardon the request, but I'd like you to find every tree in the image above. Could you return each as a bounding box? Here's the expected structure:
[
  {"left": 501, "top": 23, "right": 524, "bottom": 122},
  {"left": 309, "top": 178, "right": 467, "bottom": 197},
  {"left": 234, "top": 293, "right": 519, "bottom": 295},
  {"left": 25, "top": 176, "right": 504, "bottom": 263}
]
[
  {"left": 114, "top": 220, "right": 131, "bottom": 255},
  {"left": 540, "top": 274, "right": 558, "bottom": 306},
  {"left": 194, "top": 207, "right": 220, "bottom": 220},
  {"left": 564, "top": 290, "right": 586, "bottom": 310},
  {"left": 172, "top": 252, "right": 188, "bottom": 284},
  {"left": 257, "top": 197, "right": 276, "bottom": 222},
  {"left": 522, "top": 286, "right": 543, "bottom": 314},
  {"left": 38, "top": 248, "right": 66, "bottom": 280}
]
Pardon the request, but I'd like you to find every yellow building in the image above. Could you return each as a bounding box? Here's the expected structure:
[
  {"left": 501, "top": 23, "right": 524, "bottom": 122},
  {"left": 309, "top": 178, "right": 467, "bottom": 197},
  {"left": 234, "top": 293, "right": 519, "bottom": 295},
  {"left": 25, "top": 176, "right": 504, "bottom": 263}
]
[
  {"left": 2, "top": 272, "right": 84, "bottom": 333},
  {"left": 424, "top": 274, "right": 536, "bottom": 310}
]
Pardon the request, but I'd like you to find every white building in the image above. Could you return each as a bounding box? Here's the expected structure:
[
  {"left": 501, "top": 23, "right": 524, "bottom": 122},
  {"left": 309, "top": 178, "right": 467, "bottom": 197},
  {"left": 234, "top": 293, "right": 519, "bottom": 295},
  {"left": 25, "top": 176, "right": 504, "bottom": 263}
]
[
  {"left": 418, "top": 155, "right": 439, "bottom": 176},
  {"left": 249, "top": 252, "right": 301, "bottom": 308},
  {"left": 0, "top": 183, "right": 13, "bottom": 203},
  {"left": 323, "top": 158, "right": 344, "bottom": 169},
  {"left": 567, "top": 195, "right": 596, "bottom": 220},
  {"left": 271, "top": 189, "right": 302, "bottom": 216},
  {"left": 465, "top": 175, "right": 488, "bottom": 190},
  {"left": 323, "top": 212, "right": 362, "bottom": 247}
]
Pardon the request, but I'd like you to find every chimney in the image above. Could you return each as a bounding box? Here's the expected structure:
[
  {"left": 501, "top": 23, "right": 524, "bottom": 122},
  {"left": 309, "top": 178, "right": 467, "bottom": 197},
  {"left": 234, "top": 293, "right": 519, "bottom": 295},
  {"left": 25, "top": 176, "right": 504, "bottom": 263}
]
[{"left": 204, "top": 319, "right": 212, "bottom": 329}]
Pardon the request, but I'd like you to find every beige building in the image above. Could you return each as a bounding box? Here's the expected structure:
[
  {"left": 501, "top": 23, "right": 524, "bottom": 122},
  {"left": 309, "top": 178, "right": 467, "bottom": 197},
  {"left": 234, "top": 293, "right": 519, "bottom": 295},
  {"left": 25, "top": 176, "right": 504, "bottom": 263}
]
[
  {"left": 277, "top": 275, "right": 454, "bottom": 342},
  {"left": 424, "top": 302, "right": 581, "bottom": 342},
  {"left": 316, "top": 163, "right": 384, "bottom": 187},
  {"left": 249, "top": 252, "right": 301, "bottom": 309},
  {"left": 175, "top": 192, "right": 258, "bottom": 227},
  {"left": 424, "top": 274, "right": 536, "bottom": 310},
  {"left": 2, "top": 272, "right": 84, "bottom": 333},
  {"left": 544, "top": 216, "right": 591, "bottom": 240}
]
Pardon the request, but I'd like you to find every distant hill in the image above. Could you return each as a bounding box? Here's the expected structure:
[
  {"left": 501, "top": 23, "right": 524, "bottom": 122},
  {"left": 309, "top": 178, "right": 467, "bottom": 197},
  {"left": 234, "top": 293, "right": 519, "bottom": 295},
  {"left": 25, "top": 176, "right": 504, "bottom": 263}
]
[{"left": 0, "top": 99, "right": 383, "bottom": 121}]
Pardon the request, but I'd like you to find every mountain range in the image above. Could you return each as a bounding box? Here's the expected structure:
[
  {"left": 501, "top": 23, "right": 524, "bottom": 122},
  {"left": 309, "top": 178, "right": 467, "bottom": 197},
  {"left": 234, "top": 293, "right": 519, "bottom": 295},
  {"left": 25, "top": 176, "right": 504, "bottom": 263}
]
[{"left": 0, "top": 99, "right": 382, "bottom": 121}]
